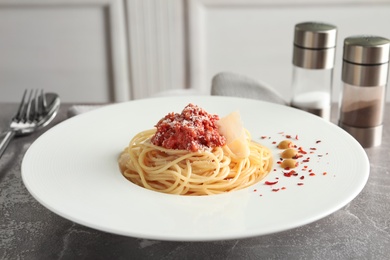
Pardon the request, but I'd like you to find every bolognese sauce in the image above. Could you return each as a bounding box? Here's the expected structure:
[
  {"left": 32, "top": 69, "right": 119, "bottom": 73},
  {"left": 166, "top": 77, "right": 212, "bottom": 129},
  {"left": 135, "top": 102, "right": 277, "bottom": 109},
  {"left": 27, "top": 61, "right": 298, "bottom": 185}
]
[{"left": 151, "top": 103, "right": 226, "bottom": 152}]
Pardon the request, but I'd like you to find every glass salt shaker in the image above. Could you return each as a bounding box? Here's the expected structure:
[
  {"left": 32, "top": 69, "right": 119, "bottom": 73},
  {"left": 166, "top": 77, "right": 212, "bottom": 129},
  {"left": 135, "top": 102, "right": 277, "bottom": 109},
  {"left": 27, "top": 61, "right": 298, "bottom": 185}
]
[
  {"left": 291, "top": 22, "right": 337, "bottom": 120},
  {"left": 339, "top": 35, "right": 390, "bottom": 148}
]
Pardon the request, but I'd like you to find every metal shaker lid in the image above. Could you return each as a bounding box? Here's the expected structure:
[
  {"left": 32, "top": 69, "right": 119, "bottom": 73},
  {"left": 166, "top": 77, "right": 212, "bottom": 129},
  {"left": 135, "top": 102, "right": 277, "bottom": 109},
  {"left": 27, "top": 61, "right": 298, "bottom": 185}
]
[
  {"left": 294, "top": 22, "right": 337, "bottom": 49},
  {"left": 343, "top": 35, "right": 390, "bottom": 65},
  {"left": 293, "top": 22, "right": 337, "bottom": 69},
  {"left": 342, "top": 35, "right": 390, "bottom": 86}
]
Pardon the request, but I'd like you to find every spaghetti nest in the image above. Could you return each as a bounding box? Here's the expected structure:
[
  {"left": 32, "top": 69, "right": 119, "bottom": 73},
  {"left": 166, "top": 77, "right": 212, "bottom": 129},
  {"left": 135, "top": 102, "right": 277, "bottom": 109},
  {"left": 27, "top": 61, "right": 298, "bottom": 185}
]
[{"left": 118, "top": 129, "right": 273, "bottom": 196}]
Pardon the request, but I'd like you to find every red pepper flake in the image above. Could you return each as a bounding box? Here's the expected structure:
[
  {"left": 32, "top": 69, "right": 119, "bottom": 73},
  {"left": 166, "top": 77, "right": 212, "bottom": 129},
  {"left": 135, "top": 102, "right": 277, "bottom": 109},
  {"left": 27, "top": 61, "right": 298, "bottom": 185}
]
[
  {"left": 304, "top": 165, "right": 308, "bottom": 169},
  {"left": 316, "top": 140, "right": 322, "bottom": 143},
  {"left": 272, "top": 141, "right": 277, "bottom": 144},
  {"left": 281, "top": 187, "right": 286, "bottom": 190},
  {"left": 323, "top": 172, "right": 327, "bottom": 175},
  {"left": 310, "top": 147, "right": 317, "bottom": 150},
  {"left": 302, "top": 159, "right": 310, "bottom": 163},
  {"left": 298, "top": 147, "right": 307, "bottom": 154},
  {"left": 286, "top": 135, "right": 291, "bottom": 138},
  {"left": 261, "top": 136, "right": 267, "bottom": 139},
  {"left": 277, "top": 161, "right": 282, "bottom": 165},
  {"left": 297, "top": 183, "right": 304, "bottom": 186},
  {"left": 253, "top": 189, "right": 257, "bottom": 192},
  {"left": 283, "top": 170, "right": 296, "bottom": 177},
  {"left": 265, "top": 180, "right": 278, "bottom": 185},
  {"left": 300, "top": 176, "right": 305, "bottom": 180},
  {"left": 309, "top": 173, "right": 316, "bottom": 176},
  {"left": 295, "top": 135, "right": 299, "bottom": 140},
  {"left": 272, "top": 188, "right": 280, "bottom": 192}
]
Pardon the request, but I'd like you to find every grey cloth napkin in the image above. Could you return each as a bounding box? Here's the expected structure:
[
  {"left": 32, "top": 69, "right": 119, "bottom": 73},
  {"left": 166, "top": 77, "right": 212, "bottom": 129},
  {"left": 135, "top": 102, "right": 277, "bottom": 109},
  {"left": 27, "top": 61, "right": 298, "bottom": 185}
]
[
  {"left": 211, "top": 72, "right": 288, "bottom": 105},
  {"left": 67, "top": 105, "right": 103, "bottom": 118},
  {"left": 67, "top": 72, "right": 287, "bottom": 117}
]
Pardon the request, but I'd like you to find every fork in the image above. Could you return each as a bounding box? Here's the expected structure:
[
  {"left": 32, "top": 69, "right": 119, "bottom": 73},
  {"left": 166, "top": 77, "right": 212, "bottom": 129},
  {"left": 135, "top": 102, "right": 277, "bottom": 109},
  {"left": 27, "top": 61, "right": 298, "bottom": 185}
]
[{"left": 0, "top": 89, "right": 46, "bottom": 158}]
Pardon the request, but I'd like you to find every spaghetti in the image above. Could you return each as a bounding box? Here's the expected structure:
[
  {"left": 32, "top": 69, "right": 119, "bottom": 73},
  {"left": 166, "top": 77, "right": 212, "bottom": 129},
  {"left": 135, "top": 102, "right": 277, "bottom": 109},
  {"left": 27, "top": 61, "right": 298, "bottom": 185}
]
[{"left": 118, "top": 104, "right": 273, "bottom": 195}]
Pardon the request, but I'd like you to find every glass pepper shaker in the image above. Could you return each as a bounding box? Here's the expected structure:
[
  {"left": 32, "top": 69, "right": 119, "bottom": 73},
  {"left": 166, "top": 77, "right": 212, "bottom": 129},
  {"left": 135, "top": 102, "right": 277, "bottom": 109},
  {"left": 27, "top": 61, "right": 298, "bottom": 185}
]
[
  {"left": 291, "top": 22, "right": 337, "bottom": 120},
  {"left": 339, "top": 35, "right": 390, "bottom": 148}
]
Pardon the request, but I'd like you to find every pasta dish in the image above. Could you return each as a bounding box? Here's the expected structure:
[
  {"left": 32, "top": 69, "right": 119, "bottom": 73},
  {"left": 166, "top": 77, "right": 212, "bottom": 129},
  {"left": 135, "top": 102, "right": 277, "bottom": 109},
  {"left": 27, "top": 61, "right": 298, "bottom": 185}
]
[{"left": 118, "top": 103, "right": 273, "bottom": 195}]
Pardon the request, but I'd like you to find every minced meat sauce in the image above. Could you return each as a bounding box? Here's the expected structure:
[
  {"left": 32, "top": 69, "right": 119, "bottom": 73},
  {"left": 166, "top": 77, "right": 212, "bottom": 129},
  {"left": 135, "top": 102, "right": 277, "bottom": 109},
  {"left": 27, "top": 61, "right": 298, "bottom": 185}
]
[{"left": 151, "top": 103, "right": 226, "bottom": 152}]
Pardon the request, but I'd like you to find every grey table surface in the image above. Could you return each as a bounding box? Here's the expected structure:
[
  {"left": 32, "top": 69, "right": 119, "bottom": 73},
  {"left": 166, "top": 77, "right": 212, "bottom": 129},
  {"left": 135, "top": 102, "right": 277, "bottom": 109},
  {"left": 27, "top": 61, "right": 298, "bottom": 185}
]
[{"left": 1, "top": 102, "right": 389, "bottom": 260}]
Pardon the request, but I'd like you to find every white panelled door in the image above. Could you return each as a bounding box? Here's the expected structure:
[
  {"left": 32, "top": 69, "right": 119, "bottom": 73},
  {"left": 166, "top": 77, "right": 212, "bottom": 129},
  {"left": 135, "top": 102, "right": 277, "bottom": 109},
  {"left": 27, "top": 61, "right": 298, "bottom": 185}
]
[{"left": 0, "top": 0, "right": 129, "bottom": 103}]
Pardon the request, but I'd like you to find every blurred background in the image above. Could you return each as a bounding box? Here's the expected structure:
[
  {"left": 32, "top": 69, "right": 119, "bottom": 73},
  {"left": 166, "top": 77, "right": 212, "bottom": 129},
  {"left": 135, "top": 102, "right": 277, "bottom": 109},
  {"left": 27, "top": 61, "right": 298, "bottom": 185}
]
[{"left": 1, "top": 0, "right": 390, "bottom": 103}]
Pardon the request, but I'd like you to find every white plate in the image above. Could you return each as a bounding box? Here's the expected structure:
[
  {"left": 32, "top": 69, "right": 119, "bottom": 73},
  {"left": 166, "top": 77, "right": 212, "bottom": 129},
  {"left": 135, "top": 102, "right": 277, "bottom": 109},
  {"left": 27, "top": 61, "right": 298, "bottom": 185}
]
[{"left": 22, "top": 96, "right": 369, "bottom": 241}]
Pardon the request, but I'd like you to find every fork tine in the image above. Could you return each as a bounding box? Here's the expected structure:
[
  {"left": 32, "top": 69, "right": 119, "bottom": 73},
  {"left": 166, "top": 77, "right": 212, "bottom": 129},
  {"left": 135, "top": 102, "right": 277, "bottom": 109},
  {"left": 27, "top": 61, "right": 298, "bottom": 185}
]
[
  {"left": 29, "top": 89, "right": 40, "bottom": 122},
  {"left": 24, "top": 90, "right": 34, "bottom": 122},
  {"left": 14, "top": 89, "right": 28, "bottom": 121},
  {"left": 33, "top": 89, "right": 39, "bottom": 120}
]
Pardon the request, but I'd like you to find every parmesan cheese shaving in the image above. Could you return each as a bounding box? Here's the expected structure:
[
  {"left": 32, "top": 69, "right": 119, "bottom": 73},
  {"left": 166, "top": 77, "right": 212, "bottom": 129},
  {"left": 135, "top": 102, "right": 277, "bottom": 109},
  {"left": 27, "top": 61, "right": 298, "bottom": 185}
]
[{"left": 217, "top": 111, "right": 250, "bottom": 158}]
